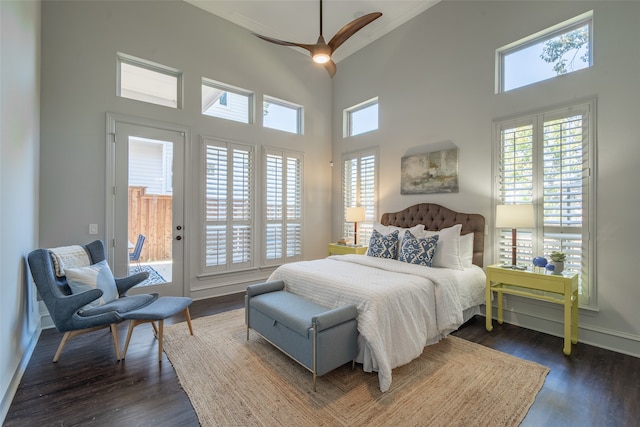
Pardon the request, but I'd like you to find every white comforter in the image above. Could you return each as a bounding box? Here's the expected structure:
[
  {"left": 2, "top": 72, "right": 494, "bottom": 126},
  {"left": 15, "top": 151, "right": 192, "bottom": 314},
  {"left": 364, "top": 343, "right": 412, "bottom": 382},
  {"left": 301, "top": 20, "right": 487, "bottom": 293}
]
[{"left": 268, "top": 254, "right": 486, "bottom": 392}]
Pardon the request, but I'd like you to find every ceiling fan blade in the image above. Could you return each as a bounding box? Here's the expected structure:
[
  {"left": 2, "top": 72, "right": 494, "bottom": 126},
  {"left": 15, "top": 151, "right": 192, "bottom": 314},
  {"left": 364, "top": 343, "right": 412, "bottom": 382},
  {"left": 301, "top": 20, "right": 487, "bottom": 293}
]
[
  {"left": 328, "top": 12, "right": 382, "bottom": 53},
  {"left": 252, "top": 33, "right": 314, "bottom": 53},
  {"left": 323, "top": 60, "right": 337, "bottom": 78}
]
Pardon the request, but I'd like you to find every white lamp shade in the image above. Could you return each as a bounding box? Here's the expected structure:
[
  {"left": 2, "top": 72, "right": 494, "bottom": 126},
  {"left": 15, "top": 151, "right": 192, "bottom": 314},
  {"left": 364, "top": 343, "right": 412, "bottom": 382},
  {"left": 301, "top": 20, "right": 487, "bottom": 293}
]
[
  {"left": 495, "top": 204, "right": 535, "bottom": 228},
  {"left": 346, "top": 206, "right": 366, "bottom": 222}
]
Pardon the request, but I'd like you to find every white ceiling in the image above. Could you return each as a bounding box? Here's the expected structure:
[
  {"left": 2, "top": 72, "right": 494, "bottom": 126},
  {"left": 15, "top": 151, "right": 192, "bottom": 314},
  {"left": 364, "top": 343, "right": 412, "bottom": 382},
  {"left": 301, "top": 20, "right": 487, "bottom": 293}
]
[{"left": 184, "top": 1, "right": 441, "bottom": 63}]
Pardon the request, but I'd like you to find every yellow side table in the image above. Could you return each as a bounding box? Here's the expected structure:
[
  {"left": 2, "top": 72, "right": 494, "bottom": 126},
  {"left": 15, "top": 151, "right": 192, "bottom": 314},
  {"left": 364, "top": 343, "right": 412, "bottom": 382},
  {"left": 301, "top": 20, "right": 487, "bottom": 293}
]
[
  {"left": 485, "top": 263, "right": 579, "bottom": 355},
  {"left": 328, "top": 244, "right": 368, "bottom": 256}
]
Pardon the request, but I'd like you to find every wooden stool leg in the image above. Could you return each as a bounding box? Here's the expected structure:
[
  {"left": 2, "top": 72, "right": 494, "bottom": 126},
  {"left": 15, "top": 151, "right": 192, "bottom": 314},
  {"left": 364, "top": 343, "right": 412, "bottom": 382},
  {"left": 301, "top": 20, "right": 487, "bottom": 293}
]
[
  {"left": 110, "top": 324, "right": 122, "bottom": 361},
  {"left": 184, "top": 308, "right": 194, "bottom": 335},
  {"left": 123, "top": 320, "right": 142, "bottom": 359},
  {"left": 158, "top": 319, "right": 164, "bottom": 362},
  {"left": 151, "top": 321, "right": 158, "bottom": 337}
]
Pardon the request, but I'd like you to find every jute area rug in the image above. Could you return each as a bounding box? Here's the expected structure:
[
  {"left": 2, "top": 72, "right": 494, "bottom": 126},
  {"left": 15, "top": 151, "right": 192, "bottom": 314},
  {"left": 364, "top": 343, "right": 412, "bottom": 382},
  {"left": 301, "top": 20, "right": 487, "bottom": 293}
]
[{"left": 163, "top": 309, "right": 548, "bottom": 427}]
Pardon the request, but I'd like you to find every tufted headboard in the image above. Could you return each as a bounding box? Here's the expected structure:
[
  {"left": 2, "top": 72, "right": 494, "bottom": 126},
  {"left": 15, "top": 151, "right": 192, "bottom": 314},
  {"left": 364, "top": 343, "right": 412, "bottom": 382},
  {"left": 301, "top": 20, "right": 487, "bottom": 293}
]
[{"left": 380, "top": 203, "right": 485, "bottom": 267}]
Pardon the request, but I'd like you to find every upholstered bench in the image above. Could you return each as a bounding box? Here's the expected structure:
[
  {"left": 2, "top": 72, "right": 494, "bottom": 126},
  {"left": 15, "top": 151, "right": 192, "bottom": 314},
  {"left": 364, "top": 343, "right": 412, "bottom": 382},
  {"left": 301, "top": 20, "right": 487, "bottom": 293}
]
[
  {"left": 245, "top": 280, "right": 359, "bottom": 391},
  {"left": 121, "top": 296, "right": 194, "bottom": 362}
]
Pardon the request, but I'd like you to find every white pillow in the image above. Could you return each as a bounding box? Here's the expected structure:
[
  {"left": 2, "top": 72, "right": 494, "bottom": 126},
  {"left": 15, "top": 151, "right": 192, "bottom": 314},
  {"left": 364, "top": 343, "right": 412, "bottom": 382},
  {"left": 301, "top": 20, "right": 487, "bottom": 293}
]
[
  {"left": 460, "top": 233, "right": 474, "bottom": 268},
  {"left": 423, "top": 224, "right": 463, "bottom": 270},
  {"left": 65, "top": 260, "right": 119, "bottom": 310},
  {"left": 367, "top": 223, "right": 426, "bottom": 257}
]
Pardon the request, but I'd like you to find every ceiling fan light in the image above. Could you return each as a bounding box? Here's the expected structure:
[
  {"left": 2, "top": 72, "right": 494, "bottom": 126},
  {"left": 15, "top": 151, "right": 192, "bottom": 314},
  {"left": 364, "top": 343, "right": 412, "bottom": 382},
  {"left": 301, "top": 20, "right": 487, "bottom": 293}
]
[{"left": 312, "top": 52, "right": 331, "bottom": 64}]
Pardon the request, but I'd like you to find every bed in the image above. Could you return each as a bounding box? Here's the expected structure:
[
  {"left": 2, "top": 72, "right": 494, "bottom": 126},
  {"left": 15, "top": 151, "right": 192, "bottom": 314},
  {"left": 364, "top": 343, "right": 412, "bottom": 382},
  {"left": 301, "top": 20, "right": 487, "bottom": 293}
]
[{"left": 267, "top": 203, "right": 486, "bottom": 392}]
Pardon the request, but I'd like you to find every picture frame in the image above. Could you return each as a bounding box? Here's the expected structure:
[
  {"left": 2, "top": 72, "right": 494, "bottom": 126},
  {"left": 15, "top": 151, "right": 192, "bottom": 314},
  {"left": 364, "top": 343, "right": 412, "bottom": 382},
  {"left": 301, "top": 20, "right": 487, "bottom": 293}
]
[{"left": 400, "top": 148, "right": 459, "bottom": 194}]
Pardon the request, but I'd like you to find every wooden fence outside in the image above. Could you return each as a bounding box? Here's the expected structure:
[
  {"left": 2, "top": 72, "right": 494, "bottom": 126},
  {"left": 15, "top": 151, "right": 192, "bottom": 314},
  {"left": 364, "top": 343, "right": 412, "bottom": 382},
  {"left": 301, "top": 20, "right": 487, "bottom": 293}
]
[{"left": 128, "top": 186, "right": 172, "bottom": 262}]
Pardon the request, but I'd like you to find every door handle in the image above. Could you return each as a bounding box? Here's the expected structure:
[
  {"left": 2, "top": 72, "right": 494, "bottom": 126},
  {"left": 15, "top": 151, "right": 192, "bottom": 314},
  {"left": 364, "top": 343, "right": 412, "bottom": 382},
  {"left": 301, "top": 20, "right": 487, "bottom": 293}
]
[{"left": 176, "top": 235, "right": 182, "bottom": 241}]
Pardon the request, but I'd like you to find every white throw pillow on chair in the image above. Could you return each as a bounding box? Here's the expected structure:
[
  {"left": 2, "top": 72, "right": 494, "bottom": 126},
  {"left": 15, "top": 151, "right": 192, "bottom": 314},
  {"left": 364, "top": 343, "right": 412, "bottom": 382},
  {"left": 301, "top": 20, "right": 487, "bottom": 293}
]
[{"left": 65, "top": 260, "right": 119, "bottom": 310}]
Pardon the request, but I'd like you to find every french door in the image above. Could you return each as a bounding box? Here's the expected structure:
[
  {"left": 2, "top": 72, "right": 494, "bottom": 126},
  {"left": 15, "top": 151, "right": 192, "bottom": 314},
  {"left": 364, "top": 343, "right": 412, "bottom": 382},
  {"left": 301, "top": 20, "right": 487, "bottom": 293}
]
[{"left": 106, "top": 114, "right": 187, "bottom": 296}]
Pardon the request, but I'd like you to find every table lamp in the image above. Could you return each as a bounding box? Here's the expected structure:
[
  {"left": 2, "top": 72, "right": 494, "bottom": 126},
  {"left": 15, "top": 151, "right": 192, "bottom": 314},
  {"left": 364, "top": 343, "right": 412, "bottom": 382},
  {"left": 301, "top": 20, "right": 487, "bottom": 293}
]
[
  {"left": 495, "top": 204, "right": 535, "bottom": 267},
  {"left": 346, "top": 207, "right": 366, "bottom": 246}
]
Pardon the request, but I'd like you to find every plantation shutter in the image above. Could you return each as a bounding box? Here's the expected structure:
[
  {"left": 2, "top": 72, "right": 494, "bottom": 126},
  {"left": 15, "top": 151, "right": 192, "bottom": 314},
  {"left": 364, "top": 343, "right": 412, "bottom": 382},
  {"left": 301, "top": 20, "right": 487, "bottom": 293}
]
[
  {"left": 265, "top": 153, "right": 282, "bottom": 261},
  {"left": 496, "top": 120, "right": 534, "bottom": 264},
  {"left": 342, "top": 150, "right": 377, "bottom": 245},
  {"left": 286, "top": 155, "right": 302, "bottom": 258},
  {"left": 203, "top": 138, "right": 254, "bottom": 272},
  {"left": 494, "top": 101, "right": 593, "bottom": 304},
  {"left": 264, "top": 149, "right": 303, "bottom": 265},
  {"left": 231, "top": 148, "right": 252, "bottom": 265},
  {"left": 541, "top": 105, "right": 591, "bottom": 302}
]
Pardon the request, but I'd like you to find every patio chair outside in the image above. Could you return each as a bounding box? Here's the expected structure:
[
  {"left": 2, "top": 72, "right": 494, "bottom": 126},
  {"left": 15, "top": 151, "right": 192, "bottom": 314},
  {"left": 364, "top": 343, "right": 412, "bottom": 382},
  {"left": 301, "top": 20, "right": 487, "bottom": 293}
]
[{"left": 129, "top": 234, "right": 146, "bottom": 272}]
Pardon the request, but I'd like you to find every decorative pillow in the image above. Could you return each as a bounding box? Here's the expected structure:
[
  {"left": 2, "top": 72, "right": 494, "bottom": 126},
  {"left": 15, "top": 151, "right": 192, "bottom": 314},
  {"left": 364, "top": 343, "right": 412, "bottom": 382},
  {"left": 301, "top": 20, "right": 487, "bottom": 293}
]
[
  {"left": 423, "top": 224, "right": 463, "bottom": 270},
  {"left": 65, "top": 260, "right": 119, "bottom": 310},
  {"left": 366, "top": 230, "right": 400, "bottom": 259},
  {"left": 460, "top": 233, "right": 474, "bottom": 268},
  {"left": 398, "top": 231, "right": 439, "bottom": 267},
  {"left": 367, "top": 223, "right": 426, "bottom": 256}
]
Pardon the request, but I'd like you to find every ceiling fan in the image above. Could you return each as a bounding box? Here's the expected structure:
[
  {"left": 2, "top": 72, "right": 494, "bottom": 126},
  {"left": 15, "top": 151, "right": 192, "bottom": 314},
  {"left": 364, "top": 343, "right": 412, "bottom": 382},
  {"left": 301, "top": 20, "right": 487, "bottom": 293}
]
[{"left": 252, "top": 0, "right": 382, "bottom": 77}]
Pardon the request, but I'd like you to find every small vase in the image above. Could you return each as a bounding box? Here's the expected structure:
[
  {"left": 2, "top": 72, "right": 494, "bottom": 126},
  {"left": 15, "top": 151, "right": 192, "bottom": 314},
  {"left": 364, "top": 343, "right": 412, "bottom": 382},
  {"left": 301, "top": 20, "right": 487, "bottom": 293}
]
[{"left": 548, "top": 261, "right": 564, "bottom": 274}]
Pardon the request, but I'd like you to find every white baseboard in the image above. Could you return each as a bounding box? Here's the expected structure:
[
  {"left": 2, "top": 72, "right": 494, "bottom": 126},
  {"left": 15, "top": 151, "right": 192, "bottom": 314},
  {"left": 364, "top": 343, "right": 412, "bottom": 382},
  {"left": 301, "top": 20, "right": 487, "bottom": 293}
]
[{"left": 0, "top": 324, "right": 41, "bottom": 424}]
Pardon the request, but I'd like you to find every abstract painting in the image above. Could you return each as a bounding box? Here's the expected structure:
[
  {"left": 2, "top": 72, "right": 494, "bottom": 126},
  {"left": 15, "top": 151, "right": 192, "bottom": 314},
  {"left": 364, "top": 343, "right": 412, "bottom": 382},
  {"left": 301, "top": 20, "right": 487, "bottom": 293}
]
[{"left": 401, "top": 148, "right": 459, "bottom": 194}]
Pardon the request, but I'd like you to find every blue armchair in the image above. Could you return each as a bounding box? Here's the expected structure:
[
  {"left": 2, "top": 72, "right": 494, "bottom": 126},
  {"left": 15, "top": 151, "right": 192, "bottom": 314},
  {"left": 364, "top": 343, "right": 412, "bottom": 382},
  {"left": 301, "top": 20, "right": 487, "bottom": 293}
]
[{"left": 28, "top": 240, "right": 157, "bottom": 362}]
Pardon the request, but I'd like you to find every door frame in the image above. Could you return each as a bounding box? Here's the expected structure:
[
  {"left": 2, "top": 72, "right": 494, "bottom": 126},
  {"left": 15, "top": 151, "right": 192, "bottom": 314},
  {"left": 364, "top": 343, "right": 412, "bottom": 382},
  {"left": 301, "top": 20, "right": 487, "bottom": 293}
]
[{"left": 105, "top": 112, "right": 191, "bottom": 296}]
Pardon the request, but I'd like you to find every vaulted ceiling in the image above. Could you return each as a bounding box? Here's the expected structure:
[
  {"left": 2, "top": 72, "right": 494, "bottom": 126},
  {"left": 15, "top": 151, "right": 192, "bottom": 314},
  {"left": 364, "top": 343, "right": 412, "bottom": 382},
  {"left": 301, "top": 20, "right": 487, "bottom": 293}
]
[{"left": 184, "top": 1, "right": 440, "bottom": 63}]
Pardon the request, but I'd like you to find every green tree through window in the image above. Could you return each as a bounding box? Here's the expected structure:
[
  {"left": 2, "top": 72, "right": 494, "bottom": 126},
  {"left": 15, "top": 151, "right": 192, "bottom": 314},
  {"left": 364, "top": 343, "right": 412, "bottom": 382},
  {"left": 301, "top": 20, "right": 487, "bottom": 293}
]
[{"left": 540, "top": 26, "right": 590, "bottom": 75}]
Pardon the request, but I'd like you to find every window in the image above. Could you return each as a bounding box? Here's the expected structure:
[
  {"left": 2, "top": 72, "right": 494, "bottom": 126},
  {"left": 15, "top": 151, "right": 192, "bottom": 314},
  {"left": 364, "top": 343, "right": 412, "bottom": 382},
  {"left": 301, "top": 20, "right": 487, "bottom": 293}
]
[
  {"left": 264, "top": 149, "right": 303, "bottom": 265},
  {"left": 343, "top": 149, "right": 378, "bottom": 245},
  {"left": 497, "top": 11, "right": 592, "bottom": 93},
  {"left": 203, "top": 138, "right": 254, "bottom": 273},
  {"left": 202, "top": 79, "right": 253, "bottom": 124},
  {"left": 263, "top": 96, "right": 303, "bottom": 134},
  {"left": 117, "top": 53, "right": 182, "bottom": 108},
  {"left": 494, "top": 100, "right": 595, "bottom": 305},
  {"left": 129, "top": 136, "right": 173, "bottom": 195},
  {"left": 344, "top": 98, "right": 379, "bottom": 137}
]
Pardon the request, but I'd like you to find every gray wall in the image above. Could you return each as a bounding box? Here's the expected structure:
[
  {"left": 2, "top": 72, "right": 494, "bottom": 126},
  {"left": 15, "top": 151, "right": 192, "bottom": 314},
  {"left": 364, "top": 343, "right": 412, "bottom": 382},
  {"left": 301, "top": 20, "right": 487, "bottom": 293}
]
[
  {"left": 0, "top": 0, "right": 41, "bottom": 420},
  {"left": 39, "top": 0, "right": 333, "bottom": 299},
  {"left": 332, "top": 0, "right": 640, "bottom": 355}
]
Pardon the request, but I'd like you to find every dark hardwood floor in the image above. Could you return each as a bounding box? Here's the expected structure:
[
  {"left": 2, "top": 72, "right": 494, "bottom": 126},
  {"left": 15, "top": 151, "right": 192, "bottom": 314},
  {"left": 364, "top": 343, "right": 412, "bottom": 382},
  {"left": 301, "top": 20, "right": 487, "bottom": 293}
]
[{"left": 5, "top": 293, "right": 639, "bottom": 426}]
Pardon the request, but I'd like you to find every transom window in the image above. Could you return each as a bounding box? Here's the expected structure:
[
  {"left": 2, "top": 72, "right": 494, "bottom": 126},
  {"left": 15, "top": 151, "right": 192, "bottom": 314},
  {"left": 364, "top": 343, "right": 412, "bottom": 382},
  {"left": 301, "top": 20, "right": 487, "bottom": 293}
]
[
  {"left": 344, "top": 97, "right": 379, "bottom": 137},
  {"left": 497, "top": 11, "right": 592, "bottom": 93},
  {"left": 117, "top": 53, "right": 182, "bottom": 108},
  {"left": 263, "top": 96, "right": 303, "bottom": 135},
  {"left": 493, "top": 100, "right": 595, "bottom": 306},
  {"left": 202, "top": 79, "right": 253, "bottom": 124}
]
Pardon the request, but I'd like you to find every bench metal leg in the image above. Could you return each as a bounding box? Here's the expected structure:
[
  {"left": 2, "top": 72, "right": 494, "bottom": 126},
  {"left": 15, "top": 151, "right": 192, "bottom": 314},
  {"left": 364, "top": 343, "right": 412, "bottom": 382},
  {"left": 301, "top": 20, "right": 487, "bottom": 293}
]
[{"left": 312, "top": 322, "right": 317, "bottom": 392}]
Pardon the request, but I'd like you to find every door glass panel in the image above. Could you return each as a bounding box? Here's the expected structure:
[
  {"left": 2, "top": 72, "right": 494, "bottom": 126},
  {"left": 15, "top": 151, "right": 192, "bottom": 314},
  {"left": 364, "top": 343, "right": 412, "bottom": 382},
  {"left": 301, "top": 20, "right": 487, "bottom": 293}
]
[{"left": 128, "top": 136, "right": 173, "bottom": 285}]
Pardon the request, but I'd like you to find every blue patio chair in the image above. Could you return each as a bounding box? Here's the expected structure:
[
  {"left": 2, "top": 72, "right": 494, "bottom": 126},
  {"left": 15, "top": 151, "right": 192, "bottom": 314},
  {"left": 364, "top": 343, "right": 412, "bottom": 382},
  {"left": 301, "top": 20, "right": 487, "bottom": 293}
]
[{"left": 129, "top": 234, "right": 146, "bottom": 272}]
